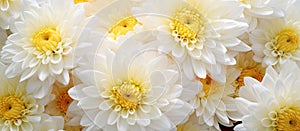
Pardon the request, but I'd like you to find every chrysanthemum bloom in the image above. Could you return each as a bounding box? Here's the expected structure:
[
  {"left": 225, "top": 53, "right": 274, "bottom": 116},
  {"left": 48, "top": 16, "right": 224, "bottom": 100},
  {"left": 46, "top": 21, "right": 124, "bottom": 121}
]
[
  {"left": 86, "top": 0, "right": 144, "bottom": 43},
  {"left": 0, "top": 0, "right": 21, "bottom": 29},
  {"left": 0, "top": 67, "right": 64, "bottom": 131},
  {"left": 229, "top": 51, "right": 265, "bottom": 98},
  {"left": 1, "top": 0, "right": 86, "bottom": 99},
  {"left": 45, "top": 73, "right": 83, "bottom": 131},
  {"left": 187, "top": 73, "right": 242, "bottom": 130},
  {"left": 69, "top": 37, "right": 193, "bottom": 131},
  {"left": 234, "top": 60, "right": 300, "bottom": 131},
  {"left": 134, "top": 0, "right": 250, "bottom": 83},
  {"left": 250, "top": 0, "right": 300, "bottom": 67},
  {"left": 239, "top": 0, "right": 287, "bottom": 31}
]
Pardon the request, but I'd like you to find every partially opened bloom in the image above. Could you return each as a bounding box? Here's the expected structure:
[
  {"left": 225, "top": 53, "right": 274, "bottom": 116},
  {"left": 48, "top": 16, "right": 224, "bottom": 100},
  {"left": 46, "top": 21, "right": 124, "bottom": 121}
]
[
  {"left": 1, "top": 0, "right": 86, "bottom": 99},
  {"left": 187, "top": 73, "right": 242, "bottom": 130},
  {"left": 69, "top": 36, "right": 193, "bottom": 130},
  {"left": 235, "top": 60, "right": 300, "bottom": 131},
  {"left": 135, "top": 0, "right": 250, "bottom": 83},
  {"left": 45, "top": 73, "right": 83, "bottom": 130},
  {"left": 229, "top": 51, "right": 265, "bottom": 98},
  {"left": 0, "top": 67, "right": 63, "bottom": 131},
  {"left": 251, "top": 0, "right": 300, "bottom": 67},
  {"left": 86, "top": 0, "right": 143, "bottom": 42}
]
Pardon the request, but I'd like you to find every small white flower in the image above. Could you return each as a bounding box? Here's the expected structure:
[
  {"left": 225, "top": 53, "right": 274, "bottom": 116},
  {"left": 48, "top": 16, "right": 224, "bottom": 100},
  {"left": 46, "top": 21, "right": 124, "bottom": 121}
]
[
  {"left": 250, "top": 0, "right": 300, "bottom": 67},
  {"left": 1, "top": 0, "right": 86, "bottom": 99},
  {"left": 228, "top": 51, "right": 266, "bottom": 98},
  {"left": 45, "top": 73, "right": 83, "bottom": 130},
  {"left": 235, "top": 60, "right": 300, "bottom": 131},
  {"left": 69, "top": 37, "right": 193, "bottom": 131},
  {"left": 0, "top": 67, "right": 63, "bottom": 131},
  {"left": 187, "top": 73, "right": 242, "bottom": 130},
  {"left": 135, "top": 0, "right": 250, "bottom": 83}
]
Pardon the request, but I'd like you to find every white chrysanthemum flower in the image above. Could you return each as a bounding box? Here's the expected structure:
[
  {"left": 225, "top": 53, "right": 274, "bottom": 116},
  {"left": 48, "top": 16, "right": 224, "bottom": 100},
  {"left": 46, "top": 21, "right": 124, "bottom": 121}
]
[
  {"left": 0, "top": 0, "right": 21, "bottom": 29},
  {"left": 45, "top": 73, "right": 83, "bottom": 131},
  {"left": 1, "top": 0, "right": 86, "bottom": 99},
  {"left": 135, "top": 0, "right": 250, "bottom": 83},
  {"left": 187, "top": 73, "right": 242, "bottom": 130},
  {"left": 250, "top": 0, "right": 300, "bottom": 67},
  {"left": 229, "top": 51, "right": 266, "bottom": 98},
  {"left": 239, "top": 0, "right": 287, "bottom": 31},
  {"left": 234, "top": 60, "right": 300, "bottom": 131},
  {"left": 0, "top": 67, "right": 64, "bottom": 131},
  {"left": 69, "top": 37, "right": 193, "bottom": 131},
  {"left": 87, "top": 0, "right": 144, "bottom": 43}
]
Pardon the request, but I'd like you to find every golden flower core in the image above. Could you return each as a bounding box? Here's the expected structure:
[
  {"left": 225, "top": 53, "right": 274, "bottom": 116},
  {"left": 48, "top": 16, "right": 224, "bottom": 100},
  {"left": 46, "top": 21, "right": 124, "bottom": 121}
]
[
  {"left": 111, "top": 80, "right": 144, "bottom": 110},
  {"left": 0, "top": 96, "right": 25, "bottom": 121},
  {"left": 109, "top": 16, "right": 141, "bottom": 40},
  {"left": 275, "top": 29, "right": 299, "bottom": 53},
  {"left": 57, "top": 92, "right": 73, "bottom": 114},
  {"left": 198, "top": 76, "right": 213, "bottom": 97},
  {"left": 170, "top": 8, "right": 203, "bottom": 50},
  {"left": 233, "top": 68, "right": 263, "bottom": 97},
  {"left": 276, "top": 108, "right": 300, "bottom": 131},
  {"left": 33, "top": 27, "right": 61, "bottom": 53},
  {"left": 74, "top": 0, "right": 88, "bottom": 4}
]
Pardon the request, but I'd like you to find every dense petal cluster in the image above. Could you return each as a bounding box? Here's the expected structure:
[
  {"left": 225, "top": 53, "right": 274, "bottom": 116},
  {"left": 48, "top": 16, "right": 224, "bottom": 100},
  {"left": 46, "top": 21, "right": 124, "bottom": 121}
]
[{"left": 0, "top": 0, "right": 298, "bottom": 131}]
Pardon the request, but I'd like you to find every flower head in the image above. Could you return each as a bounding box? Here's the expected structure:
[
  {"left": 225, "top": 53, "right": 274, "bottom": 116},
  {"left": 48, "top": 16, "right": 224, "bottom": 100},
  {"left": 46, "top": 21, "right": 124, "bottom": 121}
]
[
  {"left": 136, "top": 0, "right": 250, "bottom": 83},
  {"left": 69, "top": 35, "right": 193, "bottom": 130},
  {"left": 235, "top": 60, "right": 300, "bottom": 131},
  {"left": 1, "top": 0, "right": 86, "bottom": 98}
]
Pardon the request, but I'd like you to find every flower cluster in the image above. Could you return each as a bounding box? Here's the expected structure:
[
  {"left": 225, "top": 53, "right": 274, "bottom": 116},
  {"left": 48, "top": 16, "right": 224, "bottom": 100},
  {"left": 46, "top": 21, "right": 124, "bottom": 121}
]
[{"left": 0, "top": 0, "right": 299, "bottom": 131}]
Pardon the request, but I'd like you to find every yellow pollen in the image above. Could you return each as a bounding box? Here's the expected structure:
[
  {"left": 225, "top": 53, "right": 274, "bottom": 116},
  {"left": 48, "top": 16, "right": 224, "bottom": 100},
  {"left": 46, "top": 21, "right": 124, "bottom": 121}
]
[
  {"left": 57, "top": 92, "right": 73, "bottom": 114},
  {"left": 198, "top": 76, "right": 213, "bottom": 97},
  {"left": 109, "top": 16, "right": 141, "bottom": 40},
  {"left": 0, "top": 96, "right": 25, "bottom": 121},
  {"left": 33, "top": 27, "right": 61, "bottom": 53},
  {"left": 111, "top": 80, "right": 144, "bottom": 110},
  {"left": 170, "top": 8, "right": 203, "bottom": 49},
  {"left": 74, "top": 0, "right": 88, "bottom": 4},
  {"left": 276, "top": 108, "right": 300, "bottom": 131},
  {"left": 275, "top": 29, "right": 299, "bottom": 53}
]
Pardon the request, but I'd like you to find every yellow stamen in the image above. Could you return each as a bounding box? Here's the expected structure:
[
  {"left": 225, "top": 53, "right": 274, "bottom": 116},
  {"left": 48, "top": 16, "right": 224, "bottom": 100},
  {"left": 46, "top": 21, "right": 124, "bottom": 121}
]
[
  {"left": 74, "top": 0, "right": 88, "bottom": 4},
  {"left": 171, "top": 8, "right": 203, "bottom": 50},
  {"left": 198, "top": 76, "right": 213, "bottom": 97},
  {"left": 33, "top": 27, "right": 61, "bottom": 53},
  {"left": 276, "top": 108, "right": 300, "bottom": 131},
  {"left": 0, "top": 96, "right": 25, "bottom": 121},
  {"left": 233, "top": 68, "right": 263, "bottom": 97},
  {"left": 111, "top": 80, "right": 144, "bottom": 110},
  {"left": 57, "top": 92, "right": 73, "bottom": 114},
  {"left": 275, "top": 29, "right": 299, "bottom": 53},
  {"left": 109, "top": 16, "right": 141, "bottom": 40}
]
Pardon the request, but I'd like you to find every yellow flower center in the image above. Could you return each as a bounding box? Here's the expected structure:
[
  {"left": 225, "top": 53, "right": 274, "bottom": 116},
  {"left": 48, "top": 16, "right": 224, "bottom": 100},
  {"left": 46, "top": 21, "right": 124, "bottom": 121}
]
[
  {"left": 198, "top": 76, "right": 213, "bottom": 97},
  {"left": 74, "top": 0, "right": 88, "bottom": 4},
  {"left": 109, "top": 16, "right": 141, "bottom": 40},
  {"left": 233, "top": 68, "right": 263, "bottom": 97},
  {"left": 0, "top": 96, "right": 25, "bottom": 121},
  {"left": 276, "top": 108, "right": 300, "bottom": 131},
  {"left": 111, "top": 80, "right": 145, "bottom": 110},
  {"left": 274, "top": 29, "right": 299, "bottom": 53},
  {"left": 33, "top": 27, "right": 61, "bottom": 53},
  {"left": 170, "top": 8, "right": 203, "bottom": 50},
  {"left": 57, "top": 92, "right": 73, "bottom": 114}
]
